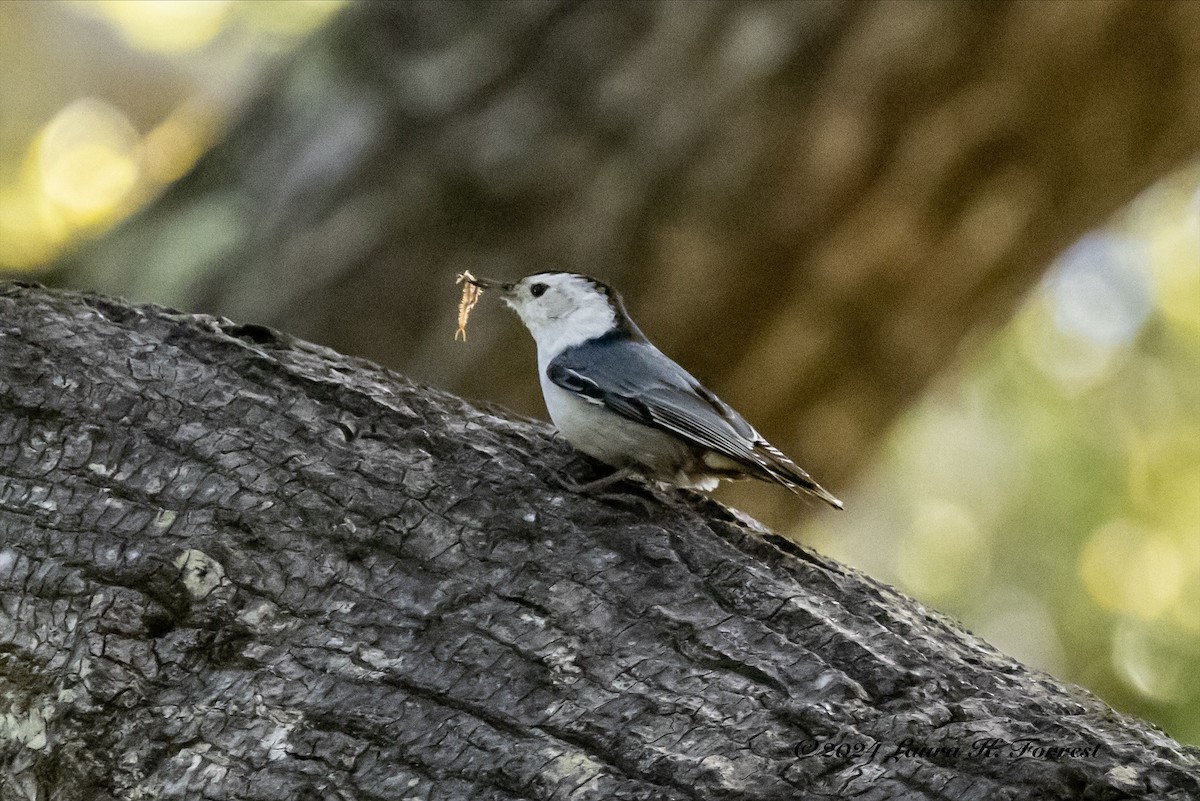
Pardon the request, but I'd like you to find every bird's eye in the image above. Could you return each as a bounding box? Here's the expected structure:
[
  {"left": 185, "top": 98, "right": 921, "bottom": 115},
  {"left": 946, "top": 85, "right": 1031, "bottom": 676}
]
[{"left": 530, "top": 283, "right": 548, "bottom": 298}]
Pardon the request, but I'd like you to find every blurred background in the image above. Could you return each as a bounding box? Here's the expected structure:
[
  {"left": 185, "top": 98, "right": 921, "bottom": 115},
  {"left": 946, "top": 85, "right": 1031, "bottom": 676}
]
[{"left": 1, "top": 1, "right": 1196, "bottom": 745}]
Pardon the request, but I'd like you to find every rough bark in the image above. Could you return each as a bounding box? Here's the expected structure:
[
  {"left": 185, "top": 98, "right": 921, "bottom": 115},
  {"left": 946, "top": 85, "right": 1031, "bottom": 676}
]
[
  {"left": 48, "top": 1, "right": 1200, "bottom": 526},
  {"left": 1, "top": 285, "right": 1195, "bottom": 801}
]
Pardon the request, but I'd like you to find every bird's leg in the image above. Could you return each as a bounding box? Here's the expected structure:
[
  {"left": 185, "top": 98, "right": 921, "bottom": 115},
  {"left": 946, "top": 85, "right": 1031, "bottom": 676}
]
[
  {"left": 552, "top": 466, "right": 666, "bottom": 514},
  {"left": 552, "top": 465, "right": 638, "bottom": 494}
]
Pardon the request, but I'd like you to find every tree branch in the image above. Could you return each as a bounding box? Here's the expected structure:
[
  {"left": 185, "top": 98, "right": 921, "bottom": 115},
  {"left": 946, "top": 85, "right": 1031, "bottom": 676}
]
[{"left": 1, "top": 285, "right": 1196, "bottom": 800}]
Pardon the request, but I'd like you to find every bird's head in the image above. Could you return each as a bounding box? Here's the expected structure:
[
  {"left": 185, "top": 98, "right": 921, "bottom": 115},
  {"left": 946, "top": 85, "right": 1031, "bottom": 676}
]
[{"left": 468, "top": 272, "right": 634, "bottom": 355}]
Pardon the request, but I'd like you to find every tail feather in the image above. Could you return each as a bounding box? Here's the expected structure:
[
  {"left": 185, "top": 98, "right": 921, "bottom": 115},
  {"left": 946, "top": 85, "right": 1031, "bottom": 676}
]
[
  {"left": 754, "top": 441, "right": 843, "bottom": 510},
  {"left": 778, "top": 473, "right": 844, "bottom": 510}
]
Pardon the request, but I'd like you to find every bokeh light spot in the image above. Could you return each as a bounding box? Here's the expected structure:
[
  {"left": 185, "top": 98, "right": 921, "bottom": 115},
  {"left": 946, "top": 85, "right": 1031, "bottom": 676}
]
[
  {"left": 37, "top": 98, "right": 140, "bottom": 226},
  {"left": 1081, "top": 520, "right": 1185, "bottom": 620},
  {"left": 90, "top": 0, "right": 232, "bottom": 53},
  {"left": 1050, "top": 234, "right": 1154, "bottom": 347},
  {"left": 1017, "top": 298, "right": 1120, "bottom": 393}
]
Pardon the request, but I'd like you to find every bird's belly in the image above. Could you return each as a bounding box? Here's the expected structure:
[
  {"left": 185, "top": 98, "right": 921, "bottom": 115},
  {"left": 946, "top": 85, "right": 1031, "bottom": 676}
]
[{"left": 540, "top": 380, "right": 691, "bottom": 478}]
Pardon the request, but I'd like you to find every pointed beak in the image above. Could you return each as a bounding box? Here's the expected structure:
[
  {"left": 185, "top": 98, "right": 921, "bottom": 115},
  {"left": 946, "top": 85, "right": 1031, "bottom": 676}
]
[{"left": 466, "top": 275, "right": 514, "bottom": 295}]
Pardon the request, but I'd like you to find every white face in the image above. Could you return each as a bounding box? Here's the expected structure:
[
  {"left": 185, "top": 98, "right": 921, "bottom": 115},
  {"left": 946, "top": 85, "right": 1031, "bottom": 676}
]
[{"left": 503, "top": 273, "right": 618, "bottom": 358}]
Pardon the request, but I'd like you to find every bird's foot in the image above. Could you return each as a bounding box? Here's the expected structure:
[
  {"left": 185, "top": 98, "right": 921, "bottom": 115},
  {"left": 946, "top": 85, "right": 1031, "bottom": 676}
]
[
  {"left": 551, "top": 465, "right": 638, "bottom": 494},
  {"left": 550, "top": 466, "right": 680, "bottom": 516}
]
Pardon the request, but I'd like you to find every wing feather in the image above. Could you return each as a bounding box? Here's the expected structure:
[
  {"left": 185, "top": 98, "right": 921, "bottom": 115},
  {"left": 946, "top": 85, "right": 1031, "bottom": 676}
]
[{"left": 546, "top": 336, "right": 839, "bottom": 506}]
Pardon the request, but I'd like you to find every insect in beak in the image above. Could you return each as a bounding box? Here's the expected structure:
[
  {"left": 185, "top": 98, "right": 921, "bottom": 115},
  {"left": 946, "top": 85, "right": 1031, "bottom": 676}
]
[{"left": 454, "top": 272, "right": 517, "bottom": 341}]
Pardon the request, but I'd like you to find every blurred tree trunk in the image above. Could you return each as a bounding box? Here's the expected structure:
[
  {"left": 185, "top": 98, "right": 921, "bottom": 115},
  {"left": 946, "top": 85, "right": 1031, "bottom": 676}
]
[
  {"left": 2, "top": 284, "right": 1198, "bottom": 801},
  {"left": 51, "top": 0, "right": 1200, "bottom": 524}
]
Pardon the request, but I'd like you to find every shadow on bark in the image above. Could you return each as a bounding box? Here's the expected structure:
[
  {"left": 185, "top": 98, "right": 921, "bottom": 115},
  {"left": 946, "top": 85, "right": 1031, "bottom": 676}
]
[{"left": 0, "top": 284, "right": 1196, "bottom": 800}]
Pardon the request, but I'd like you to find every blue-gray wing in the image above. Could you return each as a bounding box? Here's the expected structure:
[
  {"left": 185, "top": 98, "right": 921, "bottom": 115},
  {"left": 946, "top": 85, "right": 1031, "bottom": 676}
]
[{"left": 546, "top": 335, "right": 835, "bottom": 502}]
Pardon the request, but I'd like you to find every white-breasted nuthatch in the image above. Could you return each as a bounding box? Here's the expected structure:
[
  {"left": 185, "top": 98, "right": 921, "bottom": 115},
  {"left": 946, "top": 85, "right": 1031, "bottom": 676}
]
[{"left": 468, "top": 272, "right": 842, "bottom": 509}]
